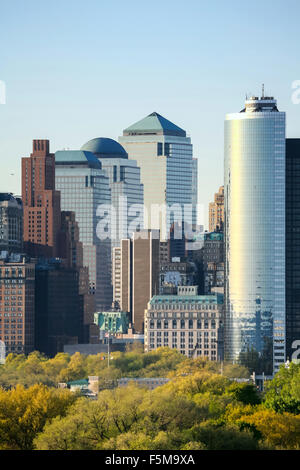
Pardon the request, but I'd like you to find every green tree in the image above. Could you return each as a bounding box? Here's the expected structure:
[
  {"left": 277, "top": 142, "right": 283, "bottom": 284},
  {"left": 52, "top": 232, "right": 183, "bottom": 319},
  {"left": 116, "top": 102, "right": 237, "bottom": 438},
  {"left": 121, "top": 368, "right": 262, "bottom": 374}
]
[
  {"left": 187, "top": 422, "right": 259, "bottom": 450},
  {"left": 0, "top": 384, "right": 76, "bottom": 450},
  {"left": 34, "top": 398, "right": 111, "bottom": 450},
  {"left": 241, "top": 409, "right": 300, "bottom": 449},
  {"left": 225, "top": 382, "right": 261, "bottom": 405}
]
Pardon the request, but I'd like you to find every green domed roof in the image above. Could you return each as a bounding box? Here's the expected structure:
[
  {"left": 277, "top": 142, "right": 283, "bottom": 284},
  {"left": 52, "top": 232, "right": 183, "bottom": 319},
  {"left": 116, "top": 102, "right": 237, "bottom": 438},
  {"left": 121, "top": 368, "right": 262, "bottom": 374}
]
[
  {"left": 55, "top": 150, "right": 102, "bottom": 169},
  {"left": 81, "top": 138, "right": 127, "bottom": 158}
]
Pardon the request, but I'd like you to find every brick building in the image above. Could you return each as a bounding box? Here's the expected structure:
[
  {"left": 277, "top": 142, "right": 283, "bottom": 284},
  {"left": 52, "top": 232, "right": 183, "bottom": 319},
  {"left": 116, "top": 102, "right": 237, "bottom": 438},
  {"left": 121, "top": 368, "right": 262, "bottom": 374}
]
[
  {"left": 0, "top": 254, "right": 35, "bottom": 355},
  {"left": 22, "top": 139, "right": 61, "bottom": 257}
]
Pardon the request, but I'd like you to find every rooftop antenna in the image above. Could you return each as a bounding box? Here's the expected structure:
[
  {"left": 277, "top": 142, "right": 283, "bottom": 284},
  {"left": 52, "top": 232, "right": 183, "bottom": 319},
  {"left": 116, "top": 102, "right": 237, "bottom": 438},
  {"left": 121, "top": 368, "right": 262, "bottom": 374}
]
[{"left": 262, "top": 83, "right": 265, "bottom": 99}]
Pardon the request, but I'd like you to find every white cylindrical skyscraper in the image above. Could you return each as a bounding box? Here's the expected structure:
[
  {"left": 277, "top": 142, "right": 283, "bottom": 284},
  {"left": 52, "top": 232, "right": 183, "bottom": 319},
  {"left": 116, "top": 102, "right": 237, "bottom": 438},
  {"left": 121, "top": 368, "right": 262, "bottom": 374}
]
[{"left": 224, "top": 94, "right": 286, "bottom": 374}]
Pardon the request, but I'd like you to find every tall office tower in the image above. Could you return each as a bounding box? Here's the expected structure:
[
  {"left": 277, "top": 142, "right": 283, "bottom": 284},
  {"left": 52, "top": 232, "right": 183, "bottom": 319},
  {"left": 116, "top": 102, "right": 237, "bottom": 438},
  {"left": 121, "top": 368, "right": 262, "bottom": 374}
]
[
  {"left": 0, "top": 253, "right": 35, "bottom": 355},
  {"left": 224, "top": 94, "right": 286, "bottom": 374},
  {"left": 57, "top": 211, "right": 83, "bottom": 268},
  {"left": 286, "top": 139, "right": 300, "bottom": 361},
  {"left": 115, "top": 230, "right": 160, "bottom": 333},
  {"left": 202, "top": 231, "right": 224, "bottom": 295},
  {"left": 119, "top": 112, "right": 195, "bottom": 240},
  {"left": 209, "top": 186, "right": 224, "bottom": 232},
  {"left": 55, "top": 150, "right": 112, "bottom": 310},
  {"left": 112, "top": 246, "right": 121, "bottom": 308},
  {"left": 144, "top": 286, "right": 224, "bottom": 360},
  {"left": 35, "top": 259, "right": 83, "bottom": 357},
  {"left": 192, "top": 158, "right": 198, "bottom": 225},
  {"left": 0, "top": 193, "right": 23, "bottom": 253},
  {"left": 159, "top": 240, "right": 170, "bottom": 265},
  {"left": 169, "top": 222, "right": 187, "bottom": 260},
  {"left": 57, "top": 211, "right": 97, "bottom": 343},
  {"left": 22, "top": 140, "right": 61, "bottom": 258},
  {"left": 80, "top": 138, "right": 144, "bottom": 249}
]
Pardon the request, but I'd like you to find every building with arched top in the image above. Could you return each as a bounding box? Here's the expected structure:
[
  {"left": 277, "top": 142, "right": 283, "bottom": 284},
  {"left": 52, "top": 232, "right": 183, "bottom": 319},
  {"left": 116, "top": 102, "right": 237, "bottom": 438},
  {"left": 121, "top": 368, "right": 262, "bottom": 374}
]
[
  {"left": 81, "top": 137, "right": 144, "bottom": 249},
  {"left": 55, "top": 149, "right": 112, "bottom": 310}
]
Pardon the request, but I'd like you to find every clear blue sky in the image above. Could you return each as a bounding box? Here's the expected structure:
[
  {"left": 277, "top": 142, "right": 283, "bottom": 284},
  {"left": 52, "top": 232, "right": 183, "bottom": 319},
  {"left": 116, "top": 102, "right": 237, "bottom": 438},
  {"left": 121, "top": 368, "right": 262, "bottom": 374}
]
[{"left": 1, "top": 0, "right": 300, "bottom": 228}]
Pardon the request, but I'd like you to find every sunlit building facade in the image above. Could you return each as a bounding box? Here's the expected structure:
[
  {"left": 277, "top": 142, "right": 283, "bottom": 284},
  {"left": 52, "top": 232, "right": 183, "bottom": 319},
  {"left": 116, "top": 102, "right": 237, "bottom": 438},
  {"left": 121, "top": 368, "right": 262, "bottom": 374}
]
[
  {"left": 209, "top": 186, "right": 224, "bottom": 232},
  {"left": 224, "top": 95, "right": 286, "bottom": 374},
  {"left": 81, "top": 138, "right": 144, "bottom": 249},
  {"left": 119, "top": 112, "right": 196, "bottom": 240},
  {"left": 55, "top": 150, "right": 112, "bottom": 310},
  {"left": 144, "top": 287, "right": 224, "bottom": 360}
]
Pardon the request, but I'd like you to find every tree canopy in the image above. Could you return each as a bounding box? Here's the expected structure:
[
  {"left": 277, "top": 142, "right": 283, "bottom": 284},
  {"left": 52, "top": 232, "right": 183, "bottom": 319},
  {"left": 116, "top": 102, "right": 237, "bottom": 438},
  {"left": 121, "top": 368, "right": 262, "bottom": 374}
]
[{"left": 0, "top": 348, "right": 299, "bottom": 450}]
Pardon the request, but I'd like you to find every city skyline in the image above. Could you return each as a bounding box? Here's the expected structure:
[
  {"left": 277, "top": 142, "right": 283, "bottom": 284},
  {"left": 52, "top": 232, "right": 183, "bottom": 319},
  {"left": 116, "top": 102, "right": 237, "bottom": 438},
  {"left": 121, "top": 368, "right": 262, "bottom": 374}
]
[
  {"left": 1, "top": 1, "right": 300, "bottom": 229},
  {"left": 1, "top": 1, "right": 300, "bottom": 453}
]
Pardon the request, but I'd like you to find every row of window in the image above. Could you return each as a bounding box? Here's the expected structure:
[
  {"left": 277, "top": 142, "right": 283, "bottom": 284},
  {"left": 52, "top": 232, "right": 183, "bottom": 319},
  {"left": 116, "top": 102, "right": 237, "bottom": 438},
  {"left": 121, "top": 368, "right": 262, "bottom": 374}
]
[{"left": 148, "top": 319, "right": 217, "bottom": 329}]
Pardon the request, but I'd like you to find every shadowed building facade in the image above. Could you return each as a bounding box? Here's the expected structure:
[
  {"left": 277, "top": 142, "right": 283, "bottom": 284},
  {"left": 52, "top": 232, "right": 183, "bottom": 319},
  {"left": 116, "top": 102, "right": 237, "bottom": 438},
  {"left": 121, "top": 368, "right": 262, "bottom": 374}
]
[
  {"left": 113, "top": 230, "right": 160, "bottom": 333},
  {"left": 286, "top": 139, "right": 300, "bottom": 361},
  {"left": 35, "top": 259, "right": 83, "bottom": 357},
  {"left": 0, "top": 193, "right": 23, "bottom": 253}
]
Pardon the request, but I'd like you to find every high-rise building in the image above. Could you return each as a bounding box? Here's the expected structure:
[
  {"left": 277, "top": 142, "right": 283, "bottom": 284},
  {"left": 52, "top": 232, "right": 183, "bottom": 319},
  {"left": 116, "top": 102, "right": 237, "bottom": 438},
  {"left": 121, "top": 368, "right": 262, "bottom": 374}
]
[
  {"left": 57, "top": 211, "right": 97, "bottom": 343},
  {"left": 286, "top": 139, "right": 300, "bottom": 361},
  {"left": 35, "top": 259, "right": 84, "bottom": 357},
  {"left": 202, "top": 231, "right": 224, "bottom": 295},
  {"left": 144, "top": 287, "right": 224, "bottom": 360},
  {"left": 0, "top": 254, "right": 35, "bottom": 355},
  {"left": 224, "top": 94, "right": 286, "bottom": 374},
  {"left": 55, "top": 150, "right": 112, "bottom": 310},
  {"left": 160, "top": 260, "right": 197, "bottom": 294},
  {"left": 112, "top": 246, "right": 121, "bottom": 309},
  {"left": 119, "top": 112, "right": 196, "bottom": 240},
  {"left": 113, "top": 230, "right": 160, "bottom": 333},
  {"left": 169, "top": 222, "right": 187, "bottom": 260},
  {"left": 22, "top": 140, "right": 61, "bottom": 257},
  {"left": 159, "top": 240, "right": 170, "bottom": 265},
  {"left": 57, "top": 211, "right": 84, "bottom": 268},
  {"left": 192, "top": 158, "right": 198, "bottom": 226},
  {"left": 80, "top": 137, "right": 144, "bottom": 249},
  {"left": 0, "top": 193, "right": 23, "bottom": 253},
  {"left": 209, "top": 186, "right": 224, "bottom": 232}
]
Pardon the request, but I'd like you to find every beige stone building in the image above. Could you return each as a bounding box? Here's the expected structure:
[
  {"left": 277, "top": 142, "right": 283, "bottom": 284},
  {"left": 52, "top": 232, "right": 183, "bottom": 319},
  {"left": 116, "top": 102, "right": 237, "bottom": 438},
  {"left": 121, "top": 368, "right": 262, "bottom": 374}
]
[
  {"left": 208, "top": 186, "right": 224, "bottom": 232},
  {"left": 144, "top": 286, "right": 224, "bottom": 360}
]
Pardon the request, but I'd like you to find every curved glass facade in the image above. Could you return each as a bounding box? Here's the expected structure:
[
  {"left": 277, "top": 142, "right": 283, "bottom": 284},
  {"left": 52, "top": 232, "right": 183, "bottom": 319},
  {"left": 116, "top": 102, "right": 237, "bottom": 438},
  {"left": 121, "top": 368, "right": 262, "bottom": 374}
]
[{"left": 224, "top": 97, "right": 286, "bottom": 373}]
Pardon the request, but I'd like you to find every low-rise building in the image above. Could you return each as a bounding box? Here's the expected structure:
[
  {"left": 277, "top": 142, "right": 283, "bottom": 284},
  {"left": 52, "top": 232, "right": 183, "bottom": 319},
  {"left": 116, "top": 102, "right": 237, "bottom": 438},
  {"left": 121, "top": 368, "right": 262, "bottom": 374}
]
[
  {"left": 144, "top": 287, "right": 224, "bottom": 360},
  {"left": 117, "top": 377, "right": 170, "bottom": 390}
]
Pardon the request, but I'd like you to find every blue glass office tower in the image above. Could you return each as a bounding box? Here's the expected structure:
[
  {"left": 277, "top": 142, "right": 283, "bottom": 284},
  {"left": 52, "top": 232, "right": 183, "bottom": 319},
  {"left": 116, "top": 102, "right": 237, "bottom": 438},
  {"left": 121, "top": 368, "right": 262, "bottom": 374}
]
[
  {"left": 224, "top": 95, "right": 286, "bottom": 374},
  {"left": 55, "top": 150, "right": 112, "bottom": 310},
  {"left": 80, "top": 137, "right": 144, "bottom": 249}
]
